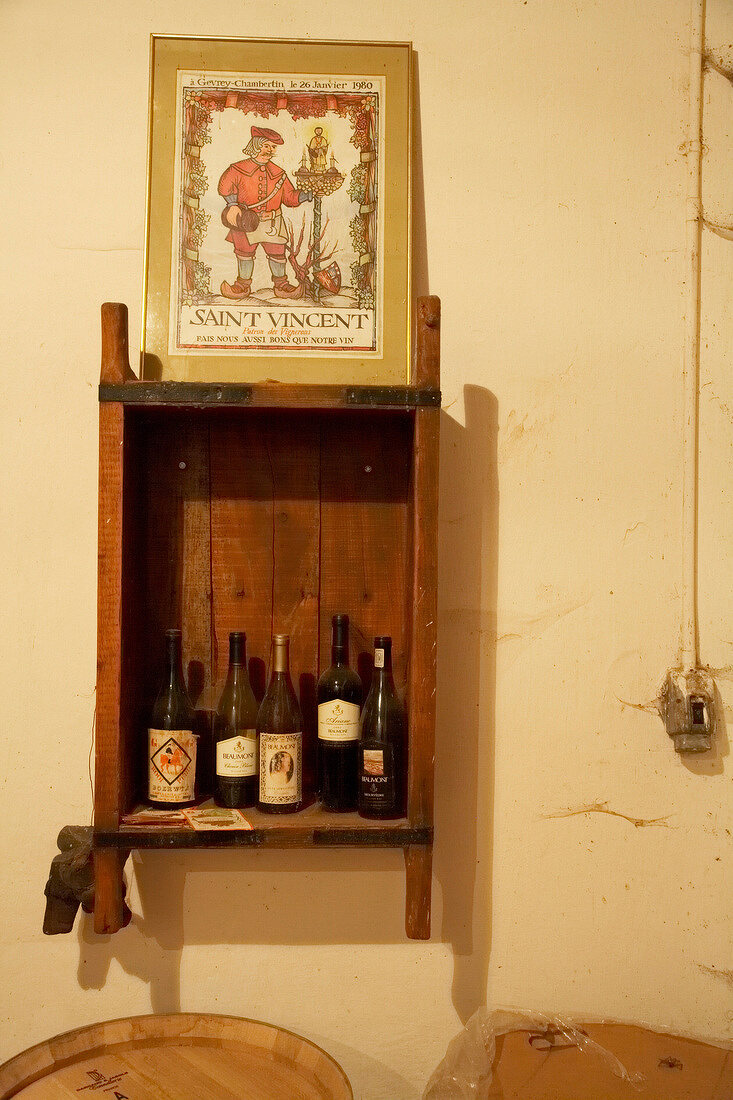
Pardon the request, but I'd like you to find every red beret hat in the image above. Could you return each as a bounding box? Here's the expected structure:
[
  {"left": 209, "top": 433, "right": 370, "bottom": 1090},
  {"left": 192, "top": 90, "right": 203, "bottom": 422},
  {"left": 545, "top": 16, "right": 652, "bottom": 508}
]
[{"left": 251, "top": 126, "right": 284, "bottom": 144}]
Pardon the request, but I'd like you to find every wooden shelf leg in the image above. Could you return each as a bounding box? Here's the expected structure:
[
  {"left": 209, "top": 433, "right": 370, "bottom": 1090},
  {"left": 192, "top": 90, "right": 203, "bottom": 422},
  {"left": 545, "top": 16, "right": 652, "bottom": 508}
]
[
  {"left": 404, "top": 845, "right": 432, "bottom": 940},
  {"left": 93, "top": 849, "right": 130, "bottom": 935}
]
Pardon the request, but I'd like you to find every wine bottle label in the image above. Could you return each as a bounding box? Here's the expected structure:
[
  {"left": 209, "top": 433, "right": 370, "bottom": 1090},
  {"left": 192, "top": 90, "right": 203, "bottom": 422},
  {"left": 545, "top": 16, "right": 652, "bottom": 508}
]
[
  {"left": 259, "top": 733, "right": 302, "bottom": 804},
  {"left": 359, "top": 744, "right": 396, "bottom": 811},
  {"left": 216, "top": 730, "right": 257, "bottom": 777},
  {"left": 318, "top": 699, "right": 360, "bottom": 742},
  {"left": 148, "top": 728, "right": 197, "bottom": 803},
  {"left": 374, "top": 648, "right": 385, "bottom": 669}
]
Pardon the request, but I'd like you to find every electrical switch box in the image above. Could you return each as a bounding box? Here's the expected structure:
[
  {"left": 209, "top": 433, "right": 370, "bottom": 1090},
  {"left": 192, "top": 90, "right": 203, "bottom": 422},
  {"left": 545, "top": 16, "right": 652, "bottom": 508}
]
[{"left": 659, "top": 668, "right": 715, "bottom": 753}]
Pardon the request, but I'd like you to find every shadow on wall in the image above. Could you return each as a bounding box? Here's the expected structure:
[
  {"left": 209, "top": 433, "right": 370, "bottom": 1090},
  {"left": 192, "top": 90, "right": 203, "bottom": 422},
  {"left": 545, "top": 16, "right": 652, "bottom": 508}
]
[
  {"left": 75, "top": 386, "right": 499, "bottom": 1028},
  {"left": 323, "top": 1038, "right": 423, "bottom": 1100},
  {"left": 434, "top": 387, "right": 499, "bottom": 1023}
]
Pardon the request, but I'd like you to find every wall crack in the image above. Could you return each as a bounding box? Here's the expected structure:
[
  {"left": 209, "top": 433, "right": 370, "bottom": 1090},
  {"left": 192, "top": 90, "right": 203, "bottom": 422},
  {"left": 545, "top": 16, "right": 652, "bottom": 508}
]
[{"left": 542, "top": 801, "right": 672, "bottom": 828}]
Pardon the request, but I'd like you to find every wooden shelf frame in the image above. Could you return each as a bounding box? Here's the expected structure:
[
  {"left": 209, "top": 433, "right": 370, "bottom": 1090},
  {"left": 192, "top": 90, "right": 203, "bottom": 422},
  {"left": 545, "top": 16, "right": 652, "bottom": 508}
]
[
  {"left": 97, "top": 806, "right": 431, "bottom": 850},
  {"left": 93, "top": 297, "right": 440, "bottom": 940}
]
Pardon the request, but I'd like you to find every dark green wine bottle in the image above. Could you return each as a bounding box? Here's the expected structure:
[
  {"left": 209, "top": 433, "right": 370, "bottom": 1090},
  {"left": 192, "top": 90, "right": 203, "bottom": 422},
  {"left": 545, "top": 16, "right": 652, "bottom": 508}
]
[
  {"left": 317, "top": 614, "right": 362, "bottom": 811},
  {"left": 357, "top": 636, "right": 405, "bottom": 819},
  {"left": 213, "top": 632, "right": 259, "bottom": 808},
  {"left": 148, "top": 629, "right": 198, "bottom": 808}
]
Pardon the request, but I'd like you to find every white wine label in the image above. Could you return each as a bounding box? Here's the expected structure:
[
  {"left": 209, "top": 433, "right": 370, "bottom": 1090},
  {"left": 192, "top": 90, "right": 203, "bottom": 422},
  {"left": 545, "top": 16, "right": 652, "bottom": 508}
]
[
  {"left": 148, "top": 728, "right": 197, "bottom": 803},
  {"left": 216, "top": 730, "right": 257, "bottom": 777},
  {"left": 374, "top": 648, "right": 385, "bottom": 669},
  {"left": 259, "top": 733, "right": 302, "bottom": 804},
  {"left": 318, "top": 699, "right": 360, "bottom": 742}
]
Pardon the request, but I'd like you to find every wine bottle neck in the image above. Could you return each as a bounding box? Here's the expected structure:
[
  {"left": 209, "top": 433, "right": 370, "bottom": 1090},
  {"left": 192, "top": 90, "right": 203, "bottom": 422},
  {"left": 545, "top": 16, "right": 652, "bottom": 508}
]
[
  {"left": 229, "top": 633, "right": 245, "bottom": 667},
  {"left": 226, "top": 634, "right": 247, "bottom": 690},
  {"left": 371, "top": 665, "right": 395, "bottom": 690},
  {"left": 369, "top": 635, "right": 395, "bottom": 696},
  {"left": 373, "top": 640, "right": 393, "bottom": 675},
  {"left": 272, "top": 635, "right": 290, "bottom": 674},
  {"left": 330, "top": 615, "right": 349, "bottom": 666},
  {"left": 227, "top": 662, "right": 246, "bottom": 688},
  {"left": 164, "top": 634, "right": 185, "bottom": 687}
]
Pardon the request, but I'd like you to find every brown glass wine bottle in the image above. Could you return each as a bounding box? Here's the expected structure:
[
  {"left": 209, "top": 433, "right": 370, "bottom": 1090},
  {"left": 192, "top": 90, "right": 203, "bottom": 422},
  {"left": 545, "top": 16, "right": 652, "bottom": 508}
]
[{"left": 257, "top": 635, "right": 304, "bottom": 814}]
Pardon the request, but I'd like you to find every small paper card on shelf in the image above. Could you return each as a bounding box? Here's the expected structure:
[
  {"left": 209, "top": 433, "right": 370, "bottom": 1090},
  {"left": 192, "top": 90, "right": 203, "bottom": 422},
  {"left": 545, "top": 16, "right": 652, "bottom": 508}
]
[
  {"left": 120, "top": 807, "right": 188, "bottom": 828},
  {"left": 181, "top": 806, "right": 254, "bottom": 831}
]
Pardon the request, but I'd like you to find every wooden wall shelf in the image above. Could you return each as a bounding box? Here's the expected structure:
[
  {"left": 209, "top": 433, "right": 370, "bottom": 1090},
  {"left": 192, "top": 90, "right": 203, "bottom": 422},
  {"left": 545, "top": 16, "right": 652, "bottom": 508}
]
[
  {"left": 93, "top": 298, "right": 440, "bottom": 940},
  {"left": 96, "top": 806, "right": 432, "bottom": 850},
  {"left": 98, "top": 381, "right": 441, "bottom": 409}
]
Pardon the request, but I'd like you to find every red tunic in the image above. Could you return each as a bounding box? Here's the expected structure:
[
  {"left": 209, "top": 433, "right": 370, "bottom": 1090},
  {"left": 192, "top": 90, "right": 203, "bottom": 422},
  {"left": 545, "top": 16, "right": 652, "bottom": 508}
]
[{"left": 218, "top": 159, "right": 303, "bottom": 253}]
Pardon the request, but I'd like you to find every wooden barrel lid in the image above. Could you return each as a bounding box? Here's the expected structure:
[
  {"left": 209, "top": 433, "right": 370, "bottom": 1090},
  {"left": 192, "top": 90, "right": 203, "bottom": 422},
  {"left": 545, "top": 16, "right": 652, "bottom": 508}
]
[{"left": 0, "top": 1014, "right": 353, "bottom": 1100}]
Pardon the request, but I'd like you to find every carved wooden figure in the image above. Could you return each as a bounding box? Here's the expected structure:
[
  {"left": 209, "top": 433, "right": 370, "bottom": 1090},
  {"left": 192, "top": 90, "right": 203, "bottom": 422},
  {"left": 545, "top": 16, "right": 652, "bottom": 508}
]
[{"left": 43, "top": 825, "right": 131, "bottom": 935}]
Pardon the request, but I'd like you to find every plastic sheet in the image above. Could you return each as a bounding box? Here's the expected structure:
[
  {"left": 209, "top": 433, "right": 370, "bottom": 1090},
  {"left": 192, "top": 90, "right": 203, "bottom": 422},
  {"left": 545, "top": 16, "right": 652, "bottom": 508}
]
[{"left": 423, "top": 1009, "right": 647, "bottom": 1099}]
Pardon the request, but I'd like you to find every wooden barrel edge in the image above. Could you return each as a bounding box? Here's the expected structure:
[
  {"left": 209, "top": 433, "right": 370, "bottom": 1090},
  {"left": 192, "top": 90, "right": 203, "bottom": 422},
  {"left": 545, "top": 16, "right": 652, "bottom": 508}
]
[{"left": 0, "top": 1013, "right": 353, "bottom": 1100}]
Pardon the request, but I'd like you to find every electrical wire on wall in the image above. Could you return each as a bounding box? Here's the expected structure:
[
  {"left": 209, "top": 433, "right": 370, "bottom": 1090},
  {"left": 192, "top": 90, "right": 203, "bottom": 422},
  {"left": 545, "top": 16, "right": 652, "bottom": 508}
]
[
  {"left": 660, "top": 0, "right": 730, "bottom": 753},
  {"left": 680, "top": 0, "right": 705, "bottom": 675}
]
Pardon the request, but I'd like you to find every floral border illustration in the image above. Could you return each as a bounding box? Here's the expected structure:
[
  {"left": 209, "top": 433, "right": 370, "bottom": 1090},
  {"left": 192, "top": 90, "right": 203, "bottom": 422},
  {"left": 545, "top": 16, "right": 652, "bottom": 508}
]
[{"left": 178, "top": 89, "right": 379, "bottom": 309}]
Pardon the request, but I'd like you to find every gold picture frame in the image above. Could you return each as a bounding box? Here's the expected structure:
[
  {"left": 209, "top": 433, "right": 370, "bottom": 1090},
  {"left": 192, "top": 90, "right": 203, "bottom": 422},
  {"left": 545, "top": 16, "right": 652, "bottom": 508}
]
[{"left": 141, "top": 36, "right": 412, "bottom": 384}]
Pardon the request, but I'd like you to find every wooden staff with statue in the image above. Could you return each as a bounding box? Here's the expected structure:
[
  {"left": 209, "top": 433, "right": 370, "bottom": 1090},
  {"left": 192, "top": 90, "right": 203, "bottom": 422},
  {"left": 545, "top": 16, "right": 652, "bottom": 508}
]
[{"left": 292, "top": 128, "right": 346, "bottom": 301}]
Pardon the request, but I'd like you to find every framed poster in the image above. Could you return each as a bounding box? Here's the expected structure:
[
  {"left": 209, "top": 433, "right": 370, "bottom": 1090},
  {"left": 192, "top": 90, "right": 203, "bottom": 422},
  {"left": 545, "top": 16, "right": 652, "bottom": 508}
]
[{"left": 142, "top": 36, "right": 412, "bottom": 383}]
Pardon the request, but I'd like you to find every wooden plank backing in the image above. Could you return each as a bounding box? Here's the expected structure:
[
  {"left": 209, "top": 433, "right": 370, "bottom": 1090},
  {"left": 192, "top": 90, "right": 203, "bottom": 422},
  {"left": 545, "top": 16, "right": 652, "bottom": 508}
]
[
  {"left": 319, "top": 412, "right": 412, "bottom": 689},
  {"left": 140, "top": 413, "right": 213, "bottom": 708},
  {"left": 268, "top": 414, "right": 321, "bottom": 791},
  {"left": 133, "top": 413, "right": 214, "bottom": 799},
  {"left": 209, "top": 412, "right": 274, "bottom": 696}
]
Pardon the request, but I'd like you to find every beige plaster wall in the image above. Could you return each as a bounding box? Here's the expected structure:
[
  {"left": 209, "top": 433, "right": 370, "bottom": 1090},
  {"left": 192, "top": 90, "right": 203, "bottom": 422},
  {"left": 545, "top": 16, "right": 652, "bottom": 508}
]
[{"left": 0, "top": 1, "right": 730, "bottom": 1096}]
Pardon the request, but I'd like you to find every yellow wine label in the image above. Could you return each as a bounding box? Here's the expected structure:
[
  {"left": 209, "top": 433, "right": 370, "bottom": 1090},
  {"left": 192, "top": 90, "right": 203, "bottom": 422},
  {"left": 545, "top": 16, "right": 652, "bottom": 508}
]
[
  {"left": 259, "top": 733, "right": 302, "bottom": 805},
  {"left": 374, "top": 648, "right": 385, "bottom": 669},
  {"left": 148, "top": 728, "right": 197, "bottom": 803},
  {"left": 318, "top": 699, "right": 360, "bottom": 742},
  {"left": 216, "top": 730, "right": 257, "bottom": 777}
]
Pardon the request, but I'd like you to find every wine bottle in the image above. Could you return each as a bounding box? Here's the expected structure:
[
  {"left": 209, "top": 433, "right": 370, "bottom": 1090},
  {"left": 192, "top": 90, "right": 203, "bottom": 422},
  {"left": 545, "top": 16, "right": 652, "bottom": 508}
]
[
  {"left": 257, "top": 634, "right": 303, "bottom": 814},
  {"left": 358, "top": 636, "right": 405, "bottom": 819},
  {"left": 213, "top": 631, "right": 259, "bottom": 808},
  {"left": 147, "top": 629, "right": 198, "bottom": 808},
  {"left": 317, "top": 614, "right": 362, "bottom": 811}
]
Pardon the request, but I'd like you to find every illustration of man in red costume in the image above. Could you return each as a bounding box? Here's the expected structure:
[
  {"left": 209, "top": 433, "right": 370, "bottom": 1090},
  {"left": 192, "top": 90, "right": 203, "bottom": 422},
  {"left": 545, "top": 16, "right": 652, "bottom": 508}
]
[{"left": 218, "top": 125, "right": 313, "bottom": 300}]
